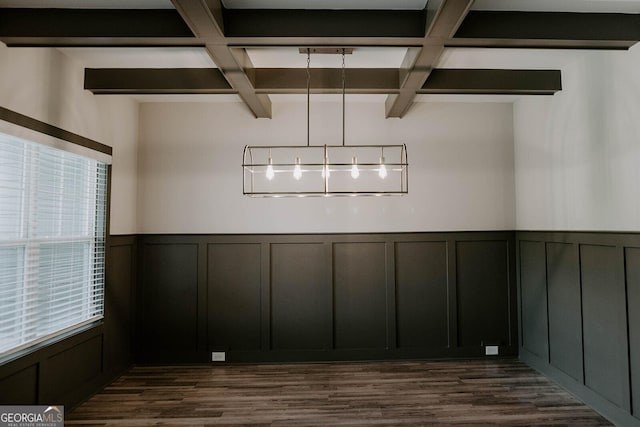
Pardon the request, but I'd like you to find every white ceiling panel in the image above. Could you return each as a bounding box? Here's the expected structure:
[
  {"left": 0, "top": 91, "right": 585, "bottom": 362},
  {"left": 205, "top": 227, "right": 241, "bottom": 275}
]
[
  {"left": 269, "top": 94, "right": 387, "bottom": 102},
  {"left": 437, "top": 48, "right": 579, "bottom": 70},
  {"left": 415, "top": 94, "right": 521, "bottom": 103},
  {"left": 0, "top": 0, "right": 173, "bottom": 7},
  {"left": 58, "top": 48, "right": 215, "bottom": 69},
  {"left": 247, "top": 47, "right": 409, "bottom": 68},
  {"left": 222, "top": 0, "right": 427, "bottom": 9},
  {"left": 472, "top": 0, "right": 640, "bottom": 13},
  {"left": 132, "top": 95, "right": 243, "bottom": 103}
]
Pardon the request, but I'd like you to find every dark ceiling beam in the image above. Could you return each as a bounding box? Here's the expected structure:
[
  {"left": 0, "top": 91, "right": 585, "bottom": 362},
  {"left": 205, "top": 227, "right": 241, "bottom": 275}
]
[
  {"left": 451, "top": 11, "right": 640, "bottom": 49},
  {"left": 223, "top": 9, "right": 426, "bottom": 38},
  {"left": 253, "top": 69, "right": 399, "bottom": 94},
  {"left": 221, "top": 10, "right": 640, "bottom": 49},
  {"left": 171, "top": 0, "right": 271, "bottom": 118},
  {"left": 221, "top": 8, "right": 422, "bottom": 48},
  {"left": 446, "top": 38, "right": 635, "bottom": 50},
  {"left": 3, "top": 8, "right": 637, "bottom": 50},
  {"left": 419, "top": 69, "right": 562, "bottom": 95},
  {"left": 83, "top": 68, "right": 399, "bottom": 94},
  {"left": 226, "top": 38, "right": 425, "bottom": 48},
  {"left": 84, "top": 68, "right": 233, "bottom": 94},
  {"left": 0, "top": 6, "right": 428, "bottom": 47},
  {"left": 385, "top": 0, "right": 474, "bottom": 118},
  {"left": 0, "top": 38, "right": 204, "bottom": 48},
  {"left": 84, "top": 67, "right": 561, "bottom": 96},
  {"left": 0, "top": 8, "right": 200, "bottom": 47}
]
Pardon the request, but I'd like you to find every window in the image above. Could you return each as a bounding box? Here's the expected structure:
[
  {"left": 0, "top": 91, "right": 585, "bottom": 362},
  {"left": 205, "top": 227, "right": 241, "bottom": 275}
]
[{"left": 0, "top": 131, "right": 108, "bottom": 358}]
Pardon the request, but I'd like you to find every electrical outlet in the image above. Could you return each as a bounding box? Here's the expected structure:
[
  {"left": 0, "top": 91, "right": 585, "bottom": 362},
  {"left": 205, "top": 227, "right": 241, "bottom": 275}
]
[
  {"left": 485, "top": 345, "right": 499, "bottom": 356},
  {"left": 211, "top": 351, "right": 226, "bottom": 362}
]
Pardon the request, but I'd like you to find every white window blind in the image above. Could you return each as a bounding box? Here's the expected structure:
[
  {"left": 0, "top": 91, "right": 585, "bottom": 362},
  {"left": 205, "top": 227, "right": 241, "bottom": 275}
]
[{"left": 0, "top": 132, "right": 107, "bottom": 358}]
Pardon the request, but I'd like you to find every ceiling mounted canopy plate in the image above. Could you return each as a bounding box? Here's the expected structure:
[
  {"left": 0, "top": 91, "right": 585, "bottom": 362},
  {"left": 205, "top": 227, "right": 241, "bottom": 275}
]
[{"left": 298, "top": 47, "right": 354, "bottom": 55}]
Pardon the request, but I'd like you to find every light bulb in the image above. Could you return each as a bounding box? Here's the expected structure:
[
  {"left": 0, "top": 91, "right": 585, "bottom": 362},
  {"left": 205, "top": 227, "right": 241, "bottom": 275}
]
[
  {"left": 351, "top": 156, "right": 359, "bottom": 179},
  {"left": 293, "top": 157, "right": 302, "bottom": 180},
  {"left": 265, "top": 158, "right": 275, "bottom": 180},
  {"left": 378, "top": 156, "right": 387, "bottom": 179}
]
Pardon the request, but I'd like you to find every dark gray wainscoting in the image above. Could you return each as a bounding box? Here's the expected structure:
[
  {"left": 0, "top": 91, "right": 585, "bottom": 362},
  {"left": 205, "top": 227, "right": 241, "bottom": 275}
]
[
  {"left": 0, "top": 235, "right": 136, "bottom": 408},
  {"left": 517, "top": 231, "right": 640, "bottom": 427},
  {"left": 136, "top": 231, "right": 517, "bottom": 364}
]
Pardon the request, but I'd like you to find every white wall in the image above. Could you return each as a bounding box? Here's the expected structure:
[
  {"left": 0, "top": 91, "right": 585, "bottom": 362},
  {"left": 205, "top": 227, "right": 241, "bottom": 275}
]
[
  {"left": 2, "top": 39, "right": 638, "bottom": 234},
  {"left": 0, "top": 43, "right": 139, "bottom": 234},
  {"left": 138, "top": 99, "right": 515, "bottom": 233},
  {"left": 514, "top": 44, "right": 640, "bottom": 231}
]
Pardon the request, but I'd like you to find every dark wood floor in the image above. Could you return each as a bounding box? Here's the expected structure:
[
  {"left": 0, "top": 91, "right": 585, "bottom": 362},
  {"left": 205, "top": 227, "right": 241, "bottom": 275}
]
[{"left": 67, "top": 359, "right": 611, "bottom": 426}]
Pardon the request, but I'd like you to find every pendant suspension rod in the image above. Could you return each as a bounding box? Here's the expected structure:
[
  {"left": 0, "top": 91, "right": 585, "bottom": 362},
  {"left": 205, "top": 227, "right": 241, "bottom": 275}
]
[
  {"left": 306, "top": 49, "right": 311, "bottom": 147},
  {"left": 342, "top": 50, "right": 346, "bottom": 147}
]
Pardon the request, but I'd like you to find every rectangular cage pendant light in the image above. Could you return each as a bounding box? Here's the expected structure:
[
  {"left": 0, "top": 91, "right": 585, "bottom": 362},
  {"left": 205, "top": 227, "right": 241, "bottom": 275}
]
[
  {"left": 242, "top": 144, "right": 408, "bottom": 197},
  {"left": 242, "top": 48, "right": 409, "bottom": 198}
]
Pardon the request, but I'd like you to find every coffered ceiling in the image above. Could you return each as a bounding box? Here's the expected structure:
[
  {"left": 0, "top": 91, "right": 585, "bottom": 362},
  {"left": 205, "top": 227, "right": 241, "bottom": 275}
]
[{"left": 0, "top": 0, "right": 639, "bottom": 117}]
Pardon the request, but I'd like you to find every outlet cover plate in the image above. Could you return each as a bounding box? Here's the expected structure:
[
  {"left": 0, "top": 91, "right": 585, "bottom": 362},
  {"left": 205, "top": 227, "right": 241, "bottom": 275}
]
[
  {"left": 211, "top": 351, "right": 226, "bottom": 362},
  {"left": 485, "top": 345, "right": 499, "bottom": 356}
]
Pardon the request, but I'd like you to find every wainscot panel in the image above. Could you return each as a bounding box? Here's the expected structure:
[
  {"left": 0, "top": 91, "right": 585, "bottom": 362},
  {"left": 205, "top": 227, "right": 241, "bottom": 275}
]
[
  {"left": 518, "top": 240, "right": 548, "bottom": 359},
  {"left": 517, "top": 231, "right": 640, "bottom": 427},
  {"left": 0, "top": 234, "right": 136, "bottom": 409},
  {"left": 545, "top": 242, "right": 583, "bottom": 382},
  {"left": 104, "top": 242, "right": 134, "bottom": 376},
  {"left": 624, "top": 247, "right": 640, "bottom": 420},
  {"left": 395, "top": 241, "right": 448, "bottom": 349},
  {"left": 580, "top": 244, "right": 629, "bottom": 410},
  {"left": 104, "top": 235, "right": 137, "bottom": 377},
  {"left": 208, "top": 243, "right": 262, "bottom": 352},
  {"left": 0, "top": 365, "right": 38, "bottom": 405},
  {"left": 136, "top": 232, "right": 517, "bottom": 363},
  {"left": 139, "top": 242, "right": 199, "bottom": 362},
  {"left": 333, "top": 242, "right": 388, "bottom": 350},
  {"left": 456, "top": 240, "right": 511, "bottom": 347},
  {"left": 271, "top": 243, "right": 330, "bottom": 351},
  {"left": 40, "top": 335, "right": 103, "bottom": 404}
]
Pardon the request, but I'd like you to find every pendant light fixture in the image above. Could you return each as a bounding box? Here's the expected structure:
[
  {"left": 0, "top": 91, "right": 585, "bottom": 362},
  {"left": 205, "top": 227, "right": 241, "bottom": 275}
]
[{"left": 242, "top": 48, "right": 408, "bottom": 197}]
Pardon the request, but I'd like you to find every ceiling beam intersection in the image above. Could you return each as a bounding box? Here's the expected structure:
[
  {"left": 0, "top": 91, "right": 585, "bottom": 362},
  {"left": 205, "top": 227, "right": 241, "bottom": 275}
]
[
  {"left": 170, "top": 0, "right": 271, "bottom": 118},
  {"left": 385, "top": 0, "right": 474, "bottom": 118}
]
